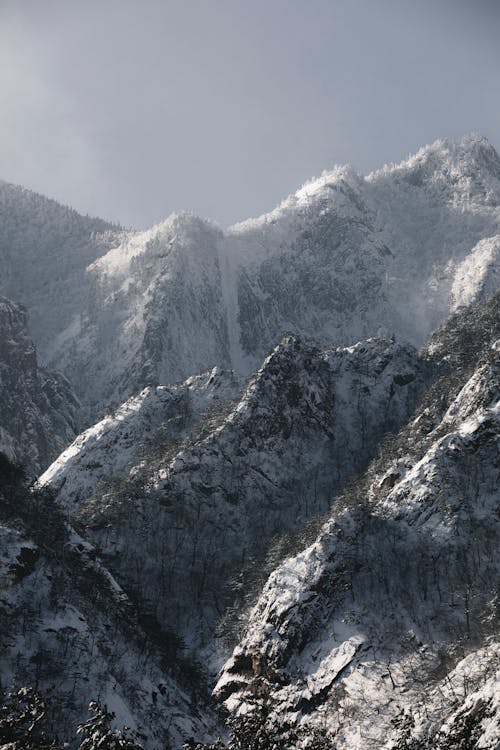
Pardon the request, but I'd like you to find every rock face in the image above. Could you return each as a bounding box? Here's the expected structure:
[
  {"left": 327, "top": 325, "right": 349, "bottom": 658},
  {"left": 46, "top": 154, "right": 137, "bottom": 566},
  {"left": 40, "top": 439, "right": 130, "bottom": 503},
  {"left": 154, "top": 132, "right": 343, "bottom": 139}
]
[
  {"left": 38, "top": 366, "right": 241, "bottom": 509},
  {"left": 40, "top": 335, "right": 424, "bottom": 653},
  {"left": 0, "top": 296, "right": 79, "bottom": 475},
  {"left": 1, "top": 135, "right": 500, "bottom": 414},
  {"left": 3, "top": 292, "right": 500, "bottom": 749},
  {"left": 0, "top": 179, "right": 122, "bottom": 360},
  {"left": 214, "top": 293, "right": 500, "bottom": 750},
  {"left": 0, "top": 460, "right": 216, "bottom": 750},
  {"left": 1, "top": 137, "right": 500, "bottom": 749}
]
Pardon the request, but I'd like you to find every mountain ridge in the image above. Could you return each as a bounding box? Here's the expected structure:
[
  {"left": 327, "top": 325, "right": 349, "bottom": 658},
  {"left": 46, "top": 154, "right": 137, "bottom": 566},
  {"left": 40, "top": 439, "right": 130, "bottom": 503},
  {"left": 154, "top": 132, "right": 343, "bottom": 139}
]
[
  {"left": 2, "top": 134, "right": 500, "bottom": 416},
  {"left": 0, "top": 296, "right": 79, "bottom": 475},
  {"left": 0, "top": 135, "right": 499, "bottom": 749}
]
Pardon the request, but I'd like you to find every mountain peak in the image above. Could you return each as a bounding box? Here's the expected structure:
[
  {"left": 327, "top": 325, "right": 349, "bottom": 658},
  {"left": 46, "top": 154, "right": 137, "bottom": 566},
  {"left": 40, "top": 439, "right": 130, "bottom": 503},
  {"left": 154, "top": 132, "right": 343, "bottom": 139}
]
[
  {"left": 415, "top": 132, "right": 500, "bottom": 170},
  {"left": 372, "top": 132, "right": 500, "bottom": 183}
]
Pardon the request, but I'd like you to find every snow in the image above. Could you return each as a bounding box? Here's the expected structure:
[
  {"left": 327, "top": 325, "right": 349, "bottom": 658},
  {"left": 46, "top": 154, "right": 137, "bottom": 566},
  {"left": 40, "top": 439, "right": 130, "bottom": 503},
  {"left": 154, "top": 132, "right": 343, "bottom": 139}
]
[
  {"left": 451, "top": 235, "right": 500, "bottom": 309},
  {"left": 214, "top": 333, "right": 500, "bottom": 748},
  {"left": 38, "top": 367, "right": 240, "bottom": 509},
  {"left": 42, "top": 335, "right": 424, "bottom": 663},
  {"left": 304, "top": 637, "right": 364, "bottom": 694},
  {"left": 2, "top": 134, "right": 499, "bottom": 417},
  {"left": 216, "top": 238, "right": 250, "bottom": 374},
  {"left": 1, "top": 133, "right": 500, "bottom": 749}
]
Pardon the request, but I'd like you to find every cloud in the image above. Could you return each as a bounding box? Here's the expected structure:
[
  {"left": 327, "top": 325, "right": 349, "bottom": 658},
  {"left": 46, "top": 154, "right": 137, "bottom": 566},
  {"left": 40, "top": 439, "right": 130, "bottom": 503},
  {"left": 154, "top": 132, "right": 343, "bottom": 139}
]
[{"left": 0, "top": 1, "right": 498, "bottom": 228}]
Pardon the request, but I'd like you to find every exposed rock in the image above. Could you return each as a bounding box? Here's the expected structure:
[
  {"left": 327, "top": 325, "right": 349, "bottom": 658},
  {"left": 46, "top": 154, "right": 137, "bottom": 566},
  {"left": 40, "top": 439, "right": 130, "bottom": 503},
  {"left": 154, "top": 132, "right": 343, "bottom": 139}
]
[{"left": 0, "top": 296, "right": 79, "bottom": 475}]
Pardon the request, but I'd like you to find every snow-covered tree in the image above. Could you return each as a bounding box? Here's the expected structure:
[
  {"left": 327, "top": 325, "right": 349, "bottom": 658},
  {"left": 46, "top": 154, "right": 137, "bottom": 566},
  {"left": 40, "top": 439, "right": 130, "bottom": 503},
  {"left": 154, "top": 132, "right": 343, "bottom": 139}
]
[{"left": 76, "top": 702, "right": 144, "bottom": 750}]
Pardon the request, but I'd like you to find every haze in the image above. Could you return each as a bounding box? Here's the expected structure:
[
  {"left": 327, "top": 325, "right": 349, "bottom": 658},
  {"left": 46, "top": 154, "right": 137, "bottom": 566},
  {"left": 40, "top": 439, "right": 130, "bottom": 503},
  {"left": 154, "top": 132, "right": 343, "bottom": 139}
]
[{"left": 0, "top": 0, "right": 499, "bottom": 229}]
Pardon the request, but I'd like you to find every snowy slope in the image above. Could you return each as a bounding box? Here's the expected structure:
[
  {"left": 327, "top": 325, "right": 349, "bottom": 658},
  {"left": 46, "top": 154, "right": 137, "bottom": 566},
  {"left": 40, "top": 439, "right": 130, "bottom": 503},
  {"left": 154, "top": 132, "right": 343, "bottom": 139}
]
[
  {"left": 213, "top": 297, "right": 500, "bottom": 749},
  {"left": 40, "top": 335, "right": 425, "bottom": 655},
  {"left": 0, "top": 180, "right": 123, "bottom": 360},
  {"left": 5, "top": 292, "right": 500, "bottom": 749},
  {"left": 39, "top": 366, "right": 241, "bottom": 508},
  {"left": 0, "top": 296, "right": 79, "bottom": 475},
  {"left": 2, "top": 135, "right": 500, "bottom": 415},
  {"left": 57, "top": 213, "right": 232, "bottom": 412},
  {"left": 74, "top": 135, "right": 500, "bottom": 411},
  {"left": 0, "top": 464, "right": 217, "bottom": 749},
  {"left": 2, "top": 136, "right": 500, "bottom": 749},
  {"left": 451, "top": 235, "right": 500, "bottom": 310},
  {"left": 232, "top": 135, "right": 500, "bottom": 362}
]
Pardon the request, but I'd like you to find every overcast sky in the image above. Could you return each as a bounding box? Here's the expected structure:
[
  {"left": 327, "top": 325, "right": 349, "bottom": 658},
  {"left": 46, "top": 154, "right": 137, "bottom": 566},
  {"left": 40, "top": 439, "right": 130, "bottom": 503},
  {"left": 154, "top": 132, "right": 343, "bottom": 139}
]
[{"left": 0, "top": 0, "right": 499, "bottom": 229}]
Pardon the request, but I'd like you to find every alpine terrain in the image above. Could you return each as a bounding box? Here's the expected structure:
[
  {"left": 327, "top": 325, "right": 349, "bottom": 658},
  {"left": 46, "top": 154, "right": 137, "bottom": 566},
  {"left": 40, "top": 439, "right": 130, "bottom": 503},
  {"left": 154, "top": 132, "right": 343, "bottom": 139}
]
[{"left": 0, "top": 134, "right": 498, "bottom": 749}]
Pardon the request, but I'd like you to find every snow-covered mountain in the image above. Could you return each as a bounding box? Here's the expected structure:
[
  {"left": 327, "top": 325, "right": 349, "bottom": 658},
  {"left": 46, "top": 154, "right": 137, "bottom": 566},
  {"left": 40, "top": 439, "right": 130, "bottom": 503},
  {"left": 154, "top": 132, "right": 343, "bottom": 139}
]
[
  {"left": 1, "top": 135, "right": 500, "bottom": 414},
  {"left": 0, "top": 459, "right": 217, "bottom": 749},
  {"left": 0, "top": 180, "right": 123, "bottom": 361},
  {"left": 213, "top": 292, "right": 500, "bottom": 749},
  {"left": 0, "top": 296, "right": 79, "bottom": 475},
  {"left": 1, "top": 136, "right": 500, "bottom": 749},
  {"left": 2, "top": 290, "right": 499, "bottom": 748},
  {"left": 40, "top": 335, "right": 424, "bottom": 654}
]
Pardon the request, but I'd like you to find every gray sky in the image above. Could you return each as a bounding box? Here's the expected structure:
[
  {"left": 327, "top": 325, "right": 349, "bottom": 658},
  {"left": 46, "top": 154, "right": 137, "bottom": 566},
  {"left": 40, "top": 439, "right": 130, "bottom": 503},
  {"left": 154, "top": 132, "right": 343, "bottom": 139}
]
[{"left": 1, "top": 0, "right": 499, "bottom": 229}]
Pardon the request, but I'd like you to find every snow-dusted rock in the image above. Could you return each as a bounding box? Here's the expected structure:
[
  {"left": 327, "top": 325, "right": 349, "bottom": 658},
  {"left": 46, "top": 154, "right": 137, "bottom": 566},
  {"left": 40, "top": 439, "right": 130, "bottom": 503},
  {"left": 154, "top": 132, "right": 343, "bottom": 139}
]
[
  {"left": 2, "top": 135, "right": 500, "bottom": 415},
  {"left": 214, "top": 302, "right": 500, "bottom": 749},
  {"left": 0, "top": 476, "right": 217, "bottom": 750},
  {"left": 451, "top": 235, "right": 500, "bottom": 310},
  {"left": 41, "top": 335, "right": 424, "bottom": 653},
  {"left": 39, "top": 366, "right": 240, "bottom": 508},
  {"left": 0, "top": 296, "right": 79, "bottom": 475},
  {"left": 0, "top": 179, "right": 122, "bottom": 359},
  {"left": 1, "top": 136, "right": 500, "bottom": 749}
]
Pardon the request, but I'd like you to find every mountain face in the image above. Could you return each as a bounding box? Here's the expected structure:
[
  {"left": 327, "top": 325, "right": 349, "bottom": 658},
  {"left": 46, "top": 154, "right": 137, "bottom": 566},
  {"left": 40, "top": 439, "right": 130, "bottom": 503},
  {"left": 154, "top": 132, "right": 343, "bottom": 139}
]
[
  {"left": 213, "top": 293, "right": 500, "bottom": 750},
  {"left": 18, "top": 292, "right": 499, "bottom": 750},
  {"left": 1, "top": 135, "right": 500, "bottom": 415},
  {"left": 0, "top": 180, "right": 123, "bottom": 361},
  {"left": 0, "top": 459, "right": 216, "bottom": 750},
  {"left": 0, "top": 137, "right": 499, "bottom": 750},
  {"left": 0, "top": 296, "right": 79, "bottom": 475},
  {"left": 39, "top": 335, "right": 424, "bottom": 654}
]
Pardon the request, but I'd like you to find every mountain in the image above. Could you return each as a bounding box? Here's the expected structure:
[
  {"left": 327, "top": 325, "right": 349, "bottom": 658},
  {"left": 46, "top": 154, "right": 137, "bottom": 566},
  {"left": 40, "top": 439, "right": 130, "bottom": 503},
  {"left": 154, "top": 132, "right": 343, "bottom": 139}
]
[
  {"left": 0, "top": 180, "right": 123, "bottom": 362},
  {"left": 0, "top": 457, "right": 217, "bottom": 749},
  {"left": 39, "top": 335, "right": 424, "bottom": 656},
  {"left": 213, "top": 292, "right": 500, "bottom": 749},
  {"left": 1, "top": 137, "right": 500, "bottom": 749},
  {"left": 2, "top": 291, "right": 499, "bottom": 748},
  {"left": 0, "top": 296, "right": 79, "bottom": 475},
  {"left": 21, "top": 292, "right": 499, "bottom": 749},
  {"left": 1, "top": 135, "right": 500, "bottom": 415}
]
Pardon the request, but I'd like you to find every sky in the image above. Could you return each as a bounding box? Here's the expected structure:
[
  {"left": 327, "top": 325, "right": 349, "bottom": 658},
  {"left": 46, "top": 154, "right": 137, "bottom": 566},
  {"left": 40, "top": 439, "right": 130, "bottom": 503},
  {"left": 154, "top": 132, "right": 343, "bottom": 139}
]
[{"left": 0, "top": 0, "right": 499, "bottom": 229}]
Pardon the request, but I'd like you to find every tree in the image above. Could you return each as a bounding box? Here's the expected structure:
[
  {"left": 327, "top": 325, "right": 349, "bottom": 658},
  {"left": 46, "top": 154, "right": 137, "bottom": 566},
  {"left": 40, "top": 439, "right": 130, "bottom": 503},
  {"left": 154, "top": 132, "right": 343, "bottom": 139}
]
[
  {"left": 76, "top": 702, "right": 145, "bottom": 750},
  {"left": 0, "top": 687, "right": 59, "bottom": 749}
]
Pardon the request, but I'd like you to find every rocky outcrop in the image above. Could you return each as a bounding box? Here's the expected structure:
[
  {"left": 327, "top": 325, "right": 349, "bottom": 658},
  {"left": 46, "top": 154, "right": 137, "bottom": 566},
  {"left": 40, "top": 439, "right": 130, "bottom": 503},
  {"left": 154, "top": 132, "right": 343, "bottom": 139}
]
[
  {"left": 0, "top": 296, "right": 79, "bottom": 475},
  {"left": 213, "top": 295, "right": 500, "bottom": 749},
  {"left": 41, "top": 335, "right": 425, "bottom": 652},
  {"left": 2, "top": 136, "right": 500, "bottom": 416},
  {"left": 0, "top": 179, "right": 122, "bottom": 359},
  {"left": 0, "top": 458, "right": 217, "bottom": 750}
]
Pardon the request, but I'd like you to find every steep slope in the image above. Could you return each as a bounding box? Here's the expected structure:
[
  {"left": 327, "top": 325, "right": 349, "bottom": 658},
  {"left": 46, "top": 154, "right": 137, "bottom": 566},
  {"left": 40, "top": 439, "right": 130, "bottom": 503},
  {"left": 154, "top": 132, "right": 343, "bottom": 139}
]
[
  {"left": 233, "top": 135, "right": 500, "bottom": 361},
  {"left": 56, "top": 213, "right": 232, "bottom": 411},
  {"left": 40, "top": 335, "right": 424, "bottom": 656},
  {"left": 39, "top": 366, "right": 241, "bottom": 508},
  {"left": 0, "top": 457, "right": 217, "bottom": 749},
  {"left": 451, "top": 235, "right": 500, "bottom": 310},
  {"left": 71, "top": 135, "right": 500, "bottom": 411},
  {"left": 2, "top": 135, "right": 500, "bottom": 414},
  {"left": 212, "top": 294, "right": 500, "bottom": 749},
  {"left": 0, "top": 296, "right": 79, "bottom": 475},
  {"left": 0, "top": 180, "right": 123, "bottom": 361}
]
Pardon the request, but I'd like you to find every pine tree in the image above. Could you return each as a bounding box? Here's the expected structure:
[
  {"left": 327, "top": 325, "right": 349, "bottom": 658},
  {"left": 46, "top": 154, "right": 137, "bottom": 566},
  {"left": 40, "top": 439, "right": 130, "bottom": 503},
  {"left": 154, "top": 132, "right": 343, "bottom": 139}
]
[
  {"left": 0, "top": 687, "right": 59, "bottom": 749},
  {"left": 76, "top": 702, "right": 145, "bottom": 750}
]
